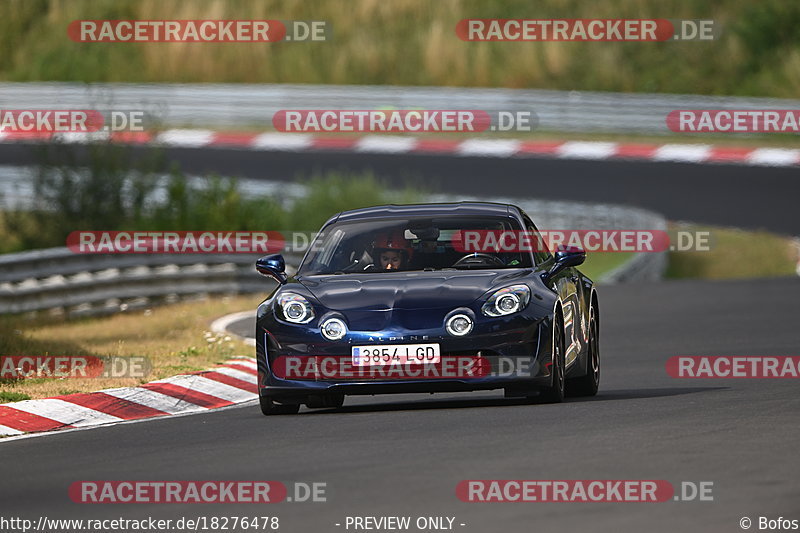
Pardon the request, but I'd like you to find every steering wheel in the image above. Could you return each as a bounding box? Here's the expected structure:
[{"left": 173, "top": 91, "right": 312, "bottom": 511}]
[{"left": 452, "top": 253, "right": 505, "bottom": 268}]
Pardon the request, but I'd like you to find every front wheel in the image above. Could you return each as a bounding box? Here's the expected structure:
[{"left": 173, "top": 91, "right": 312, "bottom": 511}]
[
  {"left": 535, "top": 313, "right": 566, "bottom": 403},
  {"left": 566, "top": 308, "right": 600, "bottom": 397},
  {"left": 259, "top": 393, "right": 301, "bottom": 416}
]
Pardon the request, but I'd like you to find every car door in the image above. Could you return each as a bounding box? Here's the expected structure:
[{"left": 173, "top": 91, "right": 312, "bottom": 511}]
[{"left": 523, "top": 214, "right": 582, "bottom": 367}]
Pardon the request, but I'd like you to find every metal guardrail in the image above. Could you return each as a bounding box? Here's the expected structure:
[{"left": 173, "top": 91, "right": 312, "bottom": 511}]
[
  {"left": 0, "top": 249, "right": 304, "bottom": 316},
  {"left": 1, "top": 82, "right": 798, "bottom": 135}
]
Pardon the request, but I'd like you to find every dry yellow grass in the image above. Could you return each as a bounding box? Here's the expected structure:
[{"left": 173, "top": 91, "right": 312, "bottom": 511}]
[
  {"left": 666, "top": 225, "right": 799, "bottom": 279},
  {"left": 0, "top": 293, "right": 266, "bottom": 401}
]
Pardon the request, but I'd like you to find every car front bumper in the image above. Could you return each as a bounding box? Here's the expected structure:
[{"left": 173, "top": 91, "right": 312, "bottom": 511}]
[{"left": 256, "top": 312, "right": 555, "bottom": 401}]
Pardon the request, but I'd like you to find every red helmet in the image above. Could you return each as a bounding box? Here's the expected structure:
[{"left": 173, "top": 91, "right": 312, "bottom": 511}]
[{"left": 372, "top": 230, "right": 413, "bottom": 260}]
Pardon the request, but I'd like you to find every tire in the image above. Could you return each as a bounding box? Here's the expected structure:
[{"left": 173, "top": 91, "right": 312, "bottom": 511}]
[
  {"left": 536, "top": 312, "right": 566, "bottom": 403},
  {"left": 566, "top": 307, "right": 600, "bottom": 397},
  {"left": 259, "top": 393, "right": 301, "bottom": 416}
]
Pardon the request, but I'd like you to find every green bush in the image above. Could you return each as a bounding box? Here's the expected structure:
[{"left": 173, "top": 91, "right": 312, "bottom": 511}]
[
  {"left": 289, "top": 173, "right": 393, "bottom": 230},
  {"left": 0, "top": 142, "right": 421, "bottom": 252},
  {"left": 2, "top": 140, "right": 165, "bottom": 250}
]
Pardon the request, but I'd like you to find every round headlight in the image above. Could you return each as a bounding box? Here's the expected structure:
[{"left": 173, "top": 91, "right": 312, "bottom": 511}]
[
  {"left": 284, "top": 301, "right": 307, "bottom": 321},
  {"left": 497, "top": 293, "right": 520, "bottom": 314},
  {"left": 277, "top": 293, "right": 315, "bottom": 324},
  {"left": 321, "top": 318, "right": 347, "bottom": 340},
  {"left": 446, "top": 314, "right": 473, "bottom": 337},
  {"left": 481, "top": 285, "right": 531, "bottom": 317}
]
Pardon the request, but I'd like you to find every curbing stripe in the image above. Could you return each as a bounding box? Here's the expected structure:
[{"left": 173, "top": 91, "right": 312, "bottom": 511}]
[
  {"left": 209, "top": 366, "right": 258, "bottom": 384},
  {"left": 201, "top": 371, "right": 257, "bottom": 392},
  {"left": 311, "top": 137, "right": 359, "bottom": 150},
  {"left": 220, "top": 362, "right": 258, "bottom": 374},
  {"left": 517, "top": 140, "right": 564, "bottom": 155},
  {"left": 707, "top": 146, "right": 753, "bottom": 162},
  {"left": 4, "top": 398, "right": 123, "bottom": 427},
  {"left": 141, "top": 383, "right": 233, "bottom": 409},
  {"left": 151, "top": 374, "right": 257, "bottom": 403},
  {"left": 412, "top": 138, "right": 461, "bottom": 153},
  {"left": 0, "top": 424, "right": 23, "bottom": 435},
  {"left": 0, "top": 405, "right": 67, "bottom": 433},
  {"left": 156, "top": 129, "right": 215, "bottom": 147},
  {"left": 355, "top": 135, "right": 417, "bottom": 153},
  {"left": 457, "top": 139, "right": 521, "bottom": 157},
  {"left": 747, "top": 148, "right": 800, "bottom": 166},
  {"left": 225, "top": 360, "right": 257, "bottom": 371},
  {"left": 251, "top": 132, "right": 312, "bottom": 150},
  {"left": 0, "top": 357, "right": 260, "bottom": 439},
  {"left": 0, "top": 129, "right": 796, "bottom": 167},
  {"left": 653, "top": 144, "right": 711, "bottom": 162},
  {"left": 613, "top": 143, "right": 659, "bottom": 159},
  {"left": 102, "top": 387, "right": 209, "bottom": 414},
  {"left": 208, "top": 132, "right": 259, "bottom": 146},
  {"left": 557, "top": 141, "right": 618, "bottom": 160},
  {"left": 59, "top": 392, "right": 169, "bottom": 420}
]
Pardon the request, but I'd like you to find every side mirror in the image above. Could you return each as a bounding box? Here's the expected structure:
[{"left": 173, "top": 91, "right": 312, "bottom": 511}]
[
  {"left": 256, "top": 254, "right": 287, "bottom": 284},
  {"left": 542, "top": 246, "right": 586, "bottom": 282}
]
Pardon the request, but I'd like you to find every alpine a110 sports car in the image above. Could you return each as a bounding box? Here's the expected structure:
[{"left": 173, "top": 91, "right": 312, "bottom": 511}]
[{"left": 254, "top": 202, "right": 599, "bottom": 415}]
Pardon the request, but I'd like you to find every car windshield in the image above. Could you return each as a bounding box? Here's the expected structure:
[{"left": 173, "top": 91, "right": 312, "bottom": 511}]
[{"left": 298, "top": 216, "right": 533, "bottom": 275}]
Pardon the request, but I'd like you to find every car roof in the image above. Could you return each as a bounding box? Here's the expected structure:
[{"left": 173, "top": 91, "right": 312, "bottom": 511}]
[{"left": 333, "top": 202, "right": 521, "bottom": 223}]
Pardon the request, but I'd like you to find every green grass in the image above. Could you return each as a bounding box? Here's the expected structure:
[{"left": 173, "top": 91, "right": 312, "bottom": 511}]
[
  {"left": 584, "top": 224, "right": 799, "bottom": 282},
  {"left": 580, "top": 252, "right": 637, "bottom": 281},
  {"left": 666, "top": 225, "right": 798, "bottom": 279},
  {"left": 0, "top": 391, "right": 30, "bottom": 403},
  {"left": 0, "top": 0, "right": 798, "bottom": 97}
]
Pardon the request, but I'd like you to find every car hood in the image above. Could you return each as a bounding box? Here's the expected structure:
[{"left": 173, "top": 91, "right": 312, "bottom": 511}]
[{"left": 297, "top": 270, "right": 530, "bottom": 312}]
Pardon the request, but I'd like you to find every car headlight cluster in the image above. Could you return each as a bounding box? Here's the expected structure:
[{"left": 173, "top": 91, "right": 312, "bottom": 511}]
[
  {"left": 277, "top": 293, "right": 315, "bottom": 324},
  {"left": 481, "top": 285, "right": 531, "bottom": 317}
]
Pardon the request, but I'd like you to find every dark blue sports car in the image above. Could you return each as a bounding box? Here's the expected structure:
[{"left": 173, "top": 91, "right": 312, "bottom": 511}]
[{"left": 254, "top": 202, "right": 599, "bottom": 415}]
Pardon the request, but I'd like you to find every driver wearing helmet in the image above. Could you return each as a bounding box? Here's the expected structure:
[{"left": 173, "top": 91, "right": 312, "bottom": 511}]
[{"left": 370, "top": 230, "right": 413, "bottom": 271}]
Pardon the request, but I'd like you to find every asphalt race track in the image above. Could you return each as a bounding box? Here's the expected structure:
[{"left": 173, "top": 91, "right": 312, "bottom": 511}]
[
  {"left": 1, "top": 143, "right": 797, "bottom": 531},
  {"left": 2, "top": 142, "right": 799, "bottom": 234},
  {"left": 3, "top": 276, "right": 798, "bottom": 532}
]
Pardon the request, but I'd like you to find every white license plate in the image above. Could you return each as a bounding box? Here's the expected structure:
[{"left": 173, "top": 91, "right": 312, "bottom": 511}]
[{"left": 352, "top": 344, "right": 441, "bottom": 366}]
